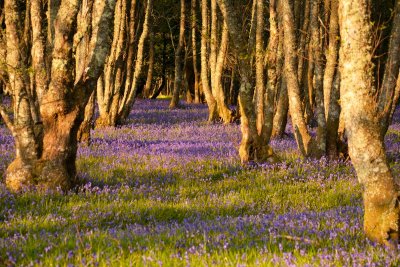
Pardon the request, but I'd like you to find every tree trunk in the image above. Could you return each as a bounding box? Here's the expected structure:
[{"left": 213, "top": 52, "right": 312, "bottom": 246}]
[
  {"left": 272, "top": 78, "right": 289, "bottom": 138},
  {"left": 77, "top": 90, "right": 95, "bottom": 145},
  {"left": 339, "top": 0, "right": 400, "bottom": 247},
  {"left": 201, "top": 0, "right": 218, "bottom": 121},
  {"left": 260, "top": 0, "right": 279, "bottom": 154},
  {"left": 96, "top": 0, "right": 128, "bottom": 127},
  {"left": 280, "top": 0, "right": 319, "bottom": 157},
  {"left": 214, "top": 21, "right": 233, "bottom": 123},
  {"left": 377, "top": 0, "right": 400, "bottom": 136},
  {"left": 192, "top": 0, "right": 201, "bottom": 104},
  {"left": 310, "top": 0, "right": 327, "bottom": 154},
  {"left": 4, "top": 0, "right": 116, "bottom": 192},
  {"left": 170, "top": 0, "right": 186, "bottom": 108},
  {"left": 143, "top": 28, "right": 155, "bottom": 98},
  {"left": 217, "top": 0, "right": 277, "bottom": 164},
  {"left": 324, "top": 0, "right": 341, "bottom": 158},
  {"left": 119, "top": 0, "right": 153, "bottom": 121},
  {"left": 4, "top": 0, "right": 41, "bottom": 191}
]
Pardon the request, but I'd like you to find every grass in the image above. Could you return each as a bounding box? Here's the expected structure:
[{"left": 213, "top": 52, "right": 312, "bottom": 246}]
[{"left": 0, "top": 99, "right": 399, "bottom": 266}]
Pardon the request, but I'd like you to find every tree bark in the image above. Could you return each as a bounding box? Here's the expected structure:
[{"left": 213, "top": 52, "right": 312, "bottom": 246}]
[
  {"left": 339, "top": 0, "right": 400, "bottom": 247},
  {"left": 377, "top": 0, "right": 400, "bottom": 136},
  {"left": 261, "top": 0, "right": 279, "bottom": 150},
  {"left": 310, "top": 0, "right": 327, "bottom": 154},
  {"left": 169, "top": 0, "right": 186, "bottom": 108},
  {"left": 77, "top": 90, "right": 95, "bottom": 145},
  {"left": 5, "top": 0, "right": 116, "bottom": 192},
  {"left": 144, "top": 28, "right": 155, "bottom": 98},
  {"left": 213, "top": 21, "right": 233, "bottom": 123},
  {"left": 119, "top": 0, "right": 152, "bottom": 119},
  {"left": 217, "top": 0, "right": 277, "bottom": 163},
  {"left": 280, "top": 0, "right": 319, "bottom": 157},
  {"left": 201, "top": 0, "right": 218, "bottom": 121},
  {"left": 192, "top": 0, "right": 201, "bottom": 104}
]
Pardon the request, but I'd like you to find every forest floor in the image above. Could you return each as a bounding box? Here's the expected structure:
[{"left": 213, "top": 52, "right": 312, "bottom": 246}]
[{"left": 1, "top": 99, "right": 400, "bottom": 266}]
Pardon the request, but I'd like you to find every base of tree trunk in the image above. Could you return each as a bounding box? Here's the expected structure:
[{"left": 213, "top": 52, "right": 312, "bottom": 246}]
[
  {"left": 95, "top": 116, "right": 117, "bottom": 128},
  {"left": 5, "top": 158, "right": 36, "bottom": 192},
  {"left": 363, "top": 190, "right": 400, "bottom": 248},
  {"left": 6, "top": 158, "right": 73, "bottom": 192}
]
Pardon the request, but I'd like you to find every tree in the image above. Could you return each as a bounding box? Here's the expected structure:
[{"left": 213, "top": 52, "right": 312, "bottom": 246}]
[
  {"left": 339, "top": 0, "right": 400, "bottom": 246},
  {"left": 1, "top": 0, "right": 116, "bottom": 192},
  {"left": 96, "top": 0, "right": 153, "bottom": 126},
  {"left": 200, "top": 0, "right": 218, "bottom": 121},
  {"left": 217, "top": 0, "right": 277, "bottom": 163},
  {"left": 169, "top": 0, "right": 186, "bottom": 108}
]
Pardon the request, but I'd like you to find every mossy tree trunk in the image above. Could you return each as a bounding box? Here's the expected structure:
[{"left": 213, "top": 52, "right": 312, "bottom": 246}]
[
  {"left": 339, "top": 0, "right": 400, "bottom": 247},
  {"left": 2, "top": 0, "right": 116, "bottom": 192}
]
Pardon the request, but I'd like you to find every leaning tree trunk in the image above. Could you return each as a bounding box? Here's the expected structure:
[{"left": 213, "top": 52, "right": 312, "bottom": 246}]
[
  {"left": 280, "top": 0, "right": 320, "bottom": 158},
  {"left": 339, "top": 0, "right": 400, "bottom": 247},
  {"left": 119, "top": 0, "right": 152, "bottom": 120},
  {"left": 77, "top": 90, "right": 95, "bottom": 145},
  {"left": 170, "top": 0, "right": 186, "bottom": 108}
]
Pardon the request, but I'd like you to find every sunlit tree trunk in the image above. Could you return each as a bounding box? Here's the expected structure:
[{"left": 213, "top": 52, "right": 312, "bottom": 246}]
[
  {"left": 3, "top": 0, "right": 116, "bottom": 192},
  {"left": 170, "top": 0, "right": 186, "bottom": 108},
  {"left": 272, "top": 22, "right": 287, "bottom": 138},
  {"left": 281, "top": 0, "right": 319, "bottom": 157},
  {"left": 96, "top": 0, "right": 128, "bottom": 127},
  {"left": 377, "top": 0, "right": 400, "bottom": 136},
  {"left": 119, "top": 0, "right": 152, "bottom": 119},
  {"left": 144, "top": 29, "right": 155, "bottom": 98},
  {"left": 260, "top": 0, "right": 279, "bottom": 153},
  {"left": 217, "top": 0, "right": 277, "bottom": 164},
  {"left": 214, "top": 22, "right": 233, "bottom": 123},
  {"left": 339, "top": 0, "right": 400, "bottom": 247},
  {"left": 272, "top": 78, "right": 289, "bottom": 138},
  {"left": 201, "top": 0, "right": 218, "bottom": 121}
]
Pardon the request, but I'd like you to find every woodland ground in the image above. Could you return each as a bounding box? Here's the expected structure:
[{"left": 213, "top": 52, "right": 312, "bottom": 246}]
[{"left": 1, "top": 99, "right": 400, "bottom": 266}]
